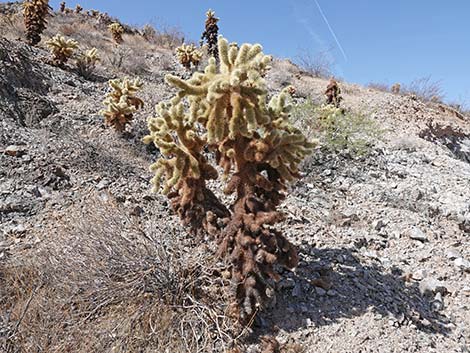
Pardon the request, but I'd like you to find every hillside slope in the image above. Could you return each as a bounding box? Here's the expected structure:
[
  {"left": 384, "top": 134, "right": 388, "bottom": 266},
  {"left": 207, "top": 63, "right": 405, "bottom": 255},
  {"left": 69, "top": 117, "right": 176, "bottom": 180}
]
[{"left": 1, "top": 6, "right": 469, "bottom": 353}]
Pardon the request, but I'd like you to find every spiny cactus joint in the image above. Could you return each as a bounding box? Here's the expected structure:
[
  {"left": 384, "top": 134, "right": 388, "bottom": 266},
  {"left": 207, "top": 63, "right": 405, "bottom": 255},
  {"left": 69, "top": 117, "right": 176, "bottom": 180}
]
[{"left": 145, "top": 36, "right": 316, "bottom": 323}]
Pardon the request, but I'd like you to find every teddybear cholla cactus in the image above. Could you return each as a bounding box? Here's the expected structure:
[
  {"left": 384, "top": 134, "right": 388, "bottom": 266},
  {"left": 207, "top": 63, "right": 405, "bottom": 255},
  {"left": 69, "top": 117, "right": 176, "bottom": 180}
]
[
  {"left": 22, "top": 0, "right": 51, "bottom": 45},
  {"left": 108, "top": 22, "right": 124, "bottom": 44},
  {"left": 144, "top": 37, "right": 315, "bottom": 322},
  {"left": 76, "top": 48, "right": 100, "bottom": 78},
  {"left": 391, "top": 83, "right": 401, "bottom": 94},
  {"left": 200, "top": 9, "right": 219, "bottom": 60},
  {"left": 175, "top": 43, "right": 203, "bottom": 70},
  {"left": 45, "top": 34, "right": 78, "bottom": 66},
  {"left": 101, "top": 78, "right": 144, "bottom": 132},
  {"left": 59, "top": 1, "right": 65, "bottom": 12}
]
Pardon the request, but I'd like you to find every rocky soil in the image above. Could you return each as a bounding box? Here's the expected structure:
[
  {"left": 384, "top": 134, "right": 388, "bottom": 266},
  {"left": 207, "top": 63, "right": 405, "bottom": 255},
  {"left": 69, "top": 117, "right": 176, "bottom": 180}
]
[{"left": 1, "top": 8, "right": 469, "bottom": 353}]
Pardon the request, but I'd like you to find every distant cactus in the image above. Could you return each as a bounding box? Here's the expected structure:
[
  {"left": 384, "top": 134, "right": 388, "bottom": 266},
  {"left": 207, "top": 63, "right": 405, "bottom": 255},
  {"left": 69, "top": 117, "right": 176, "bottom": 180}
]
[
  {"left": 101, "top": 78, "right": 144, "bottom": 132},
  {"left": 108, "top": 22, "right": 124, "bottom": 44},
  {"left": 200, "top": 9, "right": 219, "bottom": 60},
  {"left": 175, "top": 43, "right": 203, "bottom": 70},
  {"left": 89, "top": 9, "right": 100, "bottom": 17},
  {"left": 144, "top": 36, "right": 315, "bottom": 323},
  {"left": 75, "top": 4, "right": 82, "bottom": 14},
  {"left": 325, "top": 77, "right": 342, "bottom": 107},
  {"left": 22, "top": 0, "right": 51, "bottom": 45},
  {"left": 76, "top": 48, "right": 100, "bottom": 78},
  {"left": 391, "top": 83, "right": 401, "bottom": 94},
  {"left": 45, "top": 34, "right": 78, "bottom": 66},
  {"left": 59, "top": 1, "right": 65, "bottom": 12}
]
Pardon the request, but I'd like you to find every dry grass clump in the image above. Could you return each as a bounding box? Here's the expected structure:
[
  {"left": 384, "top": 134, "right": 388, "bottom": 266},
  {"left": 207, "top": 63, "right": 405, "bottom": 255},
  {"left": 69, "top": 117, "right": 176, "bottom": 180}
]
[
  {"left": 0, "top": 198, "right": 238, "bottom": 353},
  {"left": 295, "top": 48, "right": 333, "bottom": 78},
  {"left": 402, "top": 76, "right": 444, "bottom": 103}
]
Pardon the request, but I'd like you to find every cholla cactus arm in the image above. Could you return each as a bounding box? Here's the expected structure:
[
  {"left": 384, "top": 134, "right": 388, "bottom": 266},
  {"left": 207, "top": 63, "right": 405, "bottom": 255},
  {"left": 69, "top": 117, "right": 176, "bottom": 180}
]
[
  {"left": 45, "top": 34, "right": 78, "bottom": 66},
  {"left": 101, "top": 78, "right": 144, "bottom": 131},
  {"left": 23, "top": 0, "right": 51, "bottom": 45}
]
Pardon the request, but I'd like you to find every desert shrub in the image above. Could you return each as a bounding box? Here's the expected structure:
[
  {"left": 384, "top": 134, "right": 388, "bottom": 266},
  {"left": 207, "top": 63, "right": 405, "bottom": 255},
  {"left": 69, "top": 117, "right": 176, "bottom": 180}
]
[
  {"left": 101, "top": 78, "right": 144, "bottom": 132},
  {"left": 296, "top": 48, "right": 333, "bottom": 78},
  {"left": 402, "top": 76, "right": 444, "bottom": 103},
  {"left": 144, "top": 36, "right": 315, "bottom": 323},
  {"left": 368, "top": 82, "right": 389, "bottom": 92},
  {"left": 200, "top": 9, "right": 219, "bottom": 60},
  {"left": 22, "top": 0, "right": 50, "bottom": 45},
  {"left": 108, "top": 22, "right": 124, "bottom": 44},
  {"left": 175, "top": 43, "right": 203, "bottom": 69},
  {"left": 45, "top": 33, "right": 78, "bottom": 66},
  {"left": 0, "top": 198, "right": 236, "bottom": 353},
  {"left": 141, "top": 23, "right": 157, "bottom": 41},
  {"left": 76, "top": 47, "right": 100, "bottom": 78},
  {"left": 292, "top": 102, "right": 383, "bottom": 155}
]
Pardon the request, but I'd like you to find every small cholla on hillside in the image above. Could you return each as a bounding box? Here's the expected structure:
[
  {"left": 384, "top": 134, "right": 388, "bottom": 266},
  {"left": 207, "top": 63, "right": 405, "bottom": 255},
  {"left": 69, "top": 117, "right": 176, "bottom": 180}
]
[
  {"left": 175, "top": 43, "right": 203, "bottom": 69},
  {"left": 45, "top": 34, "right": 78, "bottom": 66},
  {"left": 391, "top": 83, "right": 401, "bottom": 94},
  {"left": 325, "top": 78, "right": 342, "bottom": 107},
  {"left": 144, "top": 36, "right": 315, "bottom": 323},
  {"left": 108, "top": 22, "right": 124, "bottom": 44},
  {"left": 200, "top": 9, "right": 219, "bottom": 60},
  {"left": 22, "top": 0, "right": 50, "bottom": 45},
  {"left": 76, "top": 47, "right": 100, "bottom": 78},
  {"left": 101, "top": 78, "right": 144, "bottom": 131}
]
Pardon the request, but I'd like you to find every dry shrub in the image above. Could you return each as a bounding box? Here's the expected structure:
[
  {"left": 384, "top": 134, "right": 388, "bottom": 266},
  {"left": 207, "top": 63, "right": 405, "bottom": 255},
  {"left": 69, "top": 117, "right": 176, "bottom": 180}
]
[
  {"left": 402, "top": 76, "right": 444, "bottom": 103},
  {"left": 0, "top": 197, "right": 237, "bottom": 353},
  {"left": 367, "top": 82, "right": 389, "bottom": 92},
  {"left": 295, "top": 48, "right": 333, "bottom": 78},
  {"left": 0, "top": 13, "right": 25, "bottom": 39}
]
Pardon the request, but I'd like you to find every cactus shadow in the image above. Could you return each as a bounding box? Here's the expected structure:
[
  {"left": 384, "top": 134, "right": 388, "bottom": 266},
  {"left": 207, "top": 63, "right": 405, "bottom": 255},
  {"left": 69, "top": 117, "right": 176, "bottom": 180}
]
[{"left": 256, "top": 246, "right": 452, "bottom": 337}]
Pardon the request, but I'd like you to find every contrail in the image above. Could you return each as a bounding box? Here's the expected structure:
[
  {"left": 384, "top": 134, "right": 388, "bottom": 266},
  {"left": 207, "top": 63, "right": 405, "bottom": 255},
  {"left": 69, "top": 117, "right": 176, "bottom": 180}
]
[{"left": 313, "top": 0, "right": 348, "bottom": 61}]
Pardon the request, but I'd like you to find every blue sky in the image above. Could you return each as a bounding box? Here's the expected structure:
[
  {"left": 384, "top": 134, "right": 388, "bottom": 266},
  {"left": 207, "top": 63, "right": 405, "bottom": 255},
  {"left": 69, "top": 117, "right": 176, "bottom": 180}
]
[{"left": 35, "top": 1, "right": 470, "bottom": 104}]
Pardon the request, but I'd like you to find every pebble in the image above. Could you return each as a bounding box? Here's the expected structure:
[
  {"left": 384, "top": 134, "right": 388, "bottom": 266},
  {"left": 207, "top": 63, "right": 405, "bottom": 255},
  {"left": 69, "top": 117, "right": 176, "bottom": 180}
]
[
  {"left": 446, "top": 249, "right": 461, "bottom": 260},
  {"left": 454, "top": 257, "right": 470, "bottom": 273},
  {"left": 407, "top": 227, "right": 428, "bottom": 242},
  {"left": 4, "top": 145, "right": 26, "bottom": 157},
  {"left": 419, "top": 277, "right": 447, "bottom": 296}
]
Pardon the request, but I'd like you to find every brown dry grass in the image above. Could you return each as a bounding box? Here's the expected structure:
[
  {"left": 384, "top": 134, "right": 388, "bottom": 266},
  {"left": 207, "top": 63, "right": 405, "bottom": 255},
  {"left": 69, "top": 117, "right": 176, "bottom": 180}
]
[{"left": 0, "top": 196, "right": 240, "bottom": 353}]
